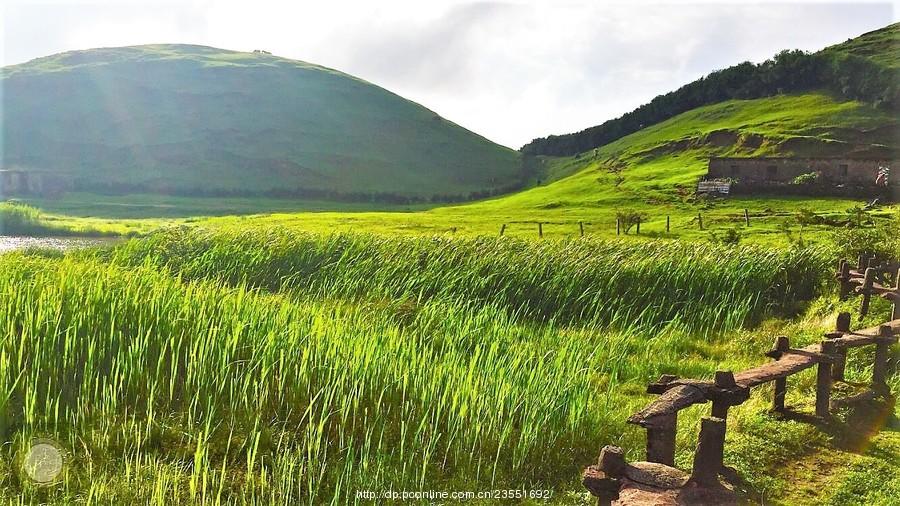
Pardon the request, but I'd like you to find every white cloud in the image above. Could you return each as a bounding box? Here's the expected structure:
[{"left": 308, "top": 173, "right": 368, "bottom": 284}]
[{"left": 2, "top": 0, "right": 895, "bottom": 148}]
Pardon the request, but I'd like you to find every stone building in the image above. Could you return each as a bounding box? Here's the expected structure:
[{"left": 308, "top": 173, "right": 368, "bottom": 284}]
[
  {"left": 707, "top": 157, "right": 895, "bottom": 185},
  {"left": 704, "top": 157, "right": 897, "bottom": 200},
  {"left": 0, "top": 170, "right": 70, "bottom": 197}
]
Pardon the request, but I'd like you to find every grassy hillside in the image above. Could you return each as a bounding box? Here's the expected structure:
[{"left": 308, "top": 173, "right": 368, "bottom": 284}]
[
  {"left": 10, "top": 26, "right": 900, "bottom": 243},
  {"left": 17, "top": 91, "right": 899, "bottom": 246},
  {"left": 1, "top": 45, "right": 522, "bottom": 200},
  {"left": 823, "top": 22, "right": 900, "bottom": 68},
  {"left": 521, "top": 23, "right": 898, "bottom": 157},
  {"left": 482, "top": 92, "right": 897, "bottom": 210}
]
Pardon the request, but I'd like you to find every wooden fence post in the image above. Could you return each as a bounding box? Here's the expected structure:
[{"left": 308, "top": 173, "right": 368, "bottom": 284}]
[
  {"left": 744, "top": 209, "right": 750, "bottom": 227},
  {"left": 499, "top": 223, "right": 506, "bottom": 236},
  {"left": 857, "top": 254, "right": 868, "bottom": 273},
  {"left": 645, "top": 413, "right": 677, "bottom": 467},
  {"left": 860, "top": 268, "right": 876, "bottom": 316},
  {"left": 689, "top": 417, "right": 726, "bottom": 487},
  {"left": 768, "top": 336, "right": 790, "bottom": 412},
  {"left": 597, "top": 445, "right": 626, "bottom": 477},
  {"left": 583, "top": 445, "right": 624, "bottom": 506},
  {"left": 711, "top": 371, "right": 735, "bottom": 420},
  {"left": 616, "top": 218, "right": 620, "bottom": 236},
  {"left": 893, "top": 268, "right": 900, "bottom": 320},
  {"left": 666, "top": 215, "right": 670, "bottom": 233},
  {"left": 829, "top": 312, "right": 851, "bottom": 381},
  {"left": 837, "top": 260, "right": 852, "bottom": 300},
  {"left": 538, "top": 222, "right": 543, "bottom": 238},
  {"left": 816, "top": 340, "right": 835, "bottom": 418},
  {"left": 579, "top": 221, "right": 584, "bottom": 237},
  {"left": 873, "top": 325, "right": 892, "bottom": 391},
  {"left": 698, "top": 212, "right": 703, "bottom": 230},
  {"left": 636, "top": 217, "right": 641, "bottom": 235}
]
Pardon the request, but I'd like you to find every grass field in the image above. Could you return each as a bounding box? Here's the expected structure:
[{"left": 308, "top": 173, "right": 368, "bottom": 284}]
[
  {"left": 0, "top": 226, "right": 897, "bottom": 504},
  {"left": 2, "top": 26, "right": 898, "bottom": 505},
  {"left": 15, "top": 91, "right": 897, "bottom": 247}
]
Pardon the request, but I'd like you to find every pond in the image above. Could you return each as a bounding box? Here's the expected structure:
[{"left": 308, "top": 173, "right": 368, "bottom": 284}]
[{"left": 0, "top": 236, "right": 117, "bottom": 253}]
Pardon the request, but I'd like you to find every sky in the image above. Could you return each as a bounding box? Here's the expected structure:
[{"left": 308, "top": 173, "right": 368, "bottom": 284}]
[{"left": 1, "top": 0, "right": 895, "bottom": 149}]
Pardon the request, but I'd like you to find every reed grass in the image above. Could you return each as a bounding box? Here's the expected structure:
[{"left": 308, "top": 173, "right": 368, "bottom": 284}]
[
  {"left": 0, "top": 254, "right": 699, "bottom": 503},
  {"left": 0, "top": 229, "right": 844, "bottom": 503},
  {"left": 99, "top": 227, "right": 831, "bottom": 335}
]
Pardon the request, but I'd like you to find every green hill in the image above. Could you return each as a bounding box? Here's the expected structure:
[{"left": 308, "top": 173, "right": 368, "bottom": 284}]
[
  {"left": 1, "top": 45, "right": 522, "bottom": 201},
  {"left": 468, "top": 24, "right": 900, "bottom": 220},
  {"left": 521, "top": 23, "right": 898, "bottom": 157},
  {"left": 822, "top": 22, "right": 900, "bottom": 68},
  {"left": 472, "top": 92, "right": 897, "bottom": 214}
]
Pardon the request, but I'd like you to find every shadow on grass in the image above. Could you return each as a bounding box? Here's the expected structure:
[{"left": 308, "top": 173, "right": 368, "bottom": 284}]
[{"left": 775, "top": 393, "right": 896, "bottom": 452}]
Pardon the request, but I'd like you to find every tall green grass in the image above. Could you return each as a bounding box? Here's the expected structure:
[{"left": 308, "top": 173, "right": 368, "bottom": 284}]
[
  {"left": 0, "top": 229, "right": 844, "bottom": 503},
  {"left": 0, "top": 202, "right": 46, "bottom": 235},
  {"left": 100, "top": 227, "right": 831, "bottom": 334},
  {"left": 0, "top": 254, "right": 716, "bottom": 503},
  {"left": 0, "top": 201, "right": 115, "bottom": 237}
]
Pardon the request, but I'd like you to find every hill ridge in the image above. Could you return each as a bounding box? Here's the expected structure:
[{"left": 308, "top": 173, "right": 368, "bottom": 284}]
[
  {"left": 521, "top": 22, "right": 898, "bottom": 157},
  {"left": 2, "top": 44, "right": 524, "bottom": 202}
]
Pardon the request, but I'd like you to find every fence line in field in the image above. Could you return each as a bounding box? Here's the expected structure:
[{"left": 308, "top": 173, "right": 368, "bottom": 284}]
[
  {"left": 494, "top": 208, "right": 892, "bottom": 238},
  {"left": 582, "top": 254, "right": 900, "bottom": 505}
]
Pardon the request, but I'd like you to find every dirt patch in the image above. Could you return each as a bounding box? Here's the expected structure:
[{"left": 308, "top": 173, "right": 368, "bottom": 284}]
[{"left": 703, "top": 129, "right": 740, "bottom": 147}]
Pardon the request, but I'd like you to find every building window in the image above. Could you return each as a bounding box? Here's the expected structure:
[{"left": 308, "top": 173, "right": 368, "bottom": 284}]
[
  {"left": 839, "top": 164, "right": 849, "bottom": 177},
  {"left": 766, "top": 165, "right": 778, "bottom": 180}
]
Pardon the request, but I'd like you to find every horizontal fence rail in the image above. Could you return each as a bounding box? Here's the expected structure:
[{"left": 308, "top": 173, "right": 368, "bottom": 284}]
[{"left": 583, "top": 255, "right": 900, "bottom": 505}]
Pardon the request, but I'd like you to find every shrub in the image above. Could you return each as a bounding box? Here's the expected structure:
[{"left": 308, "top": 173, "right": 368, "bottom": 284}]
[
  {"left": 0, "top": 202, "right": 45, "bottom": 235},
  {"left": 792, "top": 172, "right": 819, "bottom": 185},
  {"left": 829, "top": 210, "right": 900, "bottom": 261},
  {"left": 615, "top": 209, "right": 648, "bottom": 234},
  {"left": 711, "top": 227, "right": 742, "bottom": 245}
]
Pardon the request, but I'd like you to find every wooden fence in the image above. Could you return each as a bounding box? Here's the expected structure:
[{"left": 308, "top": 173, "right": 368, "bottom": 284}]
[
  {"left": 583, "top": 255, "right": 900, "bottom": 505},
  {"left": 495, "top": 208, "right": 890, "bottom": 238}
]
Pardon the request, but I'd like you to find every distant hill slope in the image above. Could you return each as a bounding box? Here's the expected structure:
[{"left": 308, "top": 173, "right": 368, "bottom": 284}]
[
  {"left": 522, "top": 23, "right": 898, "bottom": 157},
  {"left": 467, "top": 92, "right": 898, "bottom": 214},
  {"left": 822, "top": 23, "right": 900, "bottom": 68},
  {"left": 1, "top": 45, "right": 522, "bottom": 201}
]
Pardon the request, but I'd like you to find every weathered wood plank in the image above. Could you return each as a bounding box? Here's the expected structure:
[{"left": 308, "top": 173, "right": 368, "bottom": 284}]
[
  {"left": 856, "top": 282, "right": 896, "bottom": 296},
  {"left": 734, "top": 347, "right": 826, "bottom": 387},
  {"left": 828, "top": 319, "right": 900, "bottom": 349},
  {"left": 628, "top": 385, "right": 706, "bottom": 427},
  {"left": 628, "top": 320, "right": 900, "bottom": 424}
]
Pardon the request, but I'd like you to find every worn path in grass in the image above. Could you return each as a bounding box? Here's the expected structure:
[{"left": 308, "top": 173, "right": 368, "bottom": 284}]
[{"left": 766, "top": 398, "right": 900, "bottom": 505}]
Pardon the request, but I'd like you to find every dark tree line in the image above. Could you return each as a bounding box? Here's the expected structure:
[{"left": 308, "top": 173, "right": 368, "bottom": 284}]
[
  {"left": 521, "top": 50, "right": 899, "bottom": 157},
  {"left": 73, "top": 173, "right": 534, "bottom": 205}
]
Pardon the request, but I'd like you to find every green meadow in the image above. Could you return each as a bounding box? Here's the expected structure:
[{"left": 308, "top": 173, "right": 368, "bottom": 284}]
[
  {"left": 1, "top": 22, "right": 898, "bottom": 506},
  {"left": 18, "top": 92, "right": 899, "bottom": 247},
  {"left": 0, "top": 225, "right": 896, "bottom": 504}
]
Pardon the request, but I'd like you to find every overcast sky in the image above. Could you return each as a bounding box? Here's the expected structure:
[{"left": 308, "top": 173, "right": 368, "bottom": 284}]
[{"left": 2, "top": 0, "right": 895, "bottom": 148}]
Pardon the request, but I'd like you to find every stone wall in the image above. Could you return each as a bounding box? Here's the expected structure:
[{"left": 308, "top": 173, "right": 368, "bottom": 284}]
[
  {"left": 0, "top": 170, "right": 70, "bottom": 197},
  {"left": 708, "top": 157, "right": 896, "bottom": 185}
]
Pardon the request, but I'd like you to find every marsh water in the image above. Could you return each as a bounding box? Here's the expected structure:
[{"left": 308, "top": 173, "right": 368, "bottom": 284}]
[{"left": 0, "top": 236, "right": 115, "bottom": 252}]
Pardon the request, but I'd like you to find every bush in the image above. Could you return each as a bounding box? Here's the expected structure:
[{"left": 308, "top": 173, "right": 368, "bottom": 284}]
[
  {"left": 615, "top": 209, "right": 648, "bottom": 234},
  {"left": 792, "top": 172, "right": 819, "bottom": 185},
  {"left": 829, "top": 210, "right": 900, "bottom": 261},
  {"left": 0, "top": 202, "right": 45, "bottom": 235},
  {"left": 711, "top": 227, "right": 742, "bottom": 245}
]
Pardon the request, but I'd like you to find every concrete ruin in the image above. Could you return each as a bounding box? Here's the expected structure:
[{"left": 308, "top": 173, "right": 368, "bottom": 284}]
[
  {"left": 704, "top": 157, "right": 897, "bottom": 199},
  {"left": 0, "top": 170, "right": 70, "bottom": 197}
]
